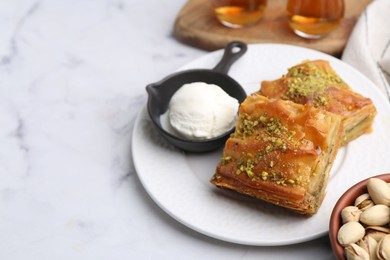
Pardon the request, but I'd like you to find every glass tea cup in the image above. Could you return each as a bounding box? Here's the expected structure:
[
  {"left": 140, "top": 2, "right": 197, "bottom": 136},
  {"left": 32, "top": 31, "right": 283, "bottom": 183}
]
[
  {"left": 286, "top": 0, "right": 345, "bottom": 39},
  {"left": 211, "top": 0, "right": 267, "bottom": 28}
]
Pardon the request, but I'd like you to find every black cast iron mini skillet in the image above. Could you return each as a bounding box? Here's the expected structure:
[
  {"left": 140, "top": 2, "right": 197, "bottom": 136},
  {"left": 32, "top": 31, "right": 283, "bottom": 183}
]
[{"left": 146, "top": 41, "right": 248, "bottom": 153}]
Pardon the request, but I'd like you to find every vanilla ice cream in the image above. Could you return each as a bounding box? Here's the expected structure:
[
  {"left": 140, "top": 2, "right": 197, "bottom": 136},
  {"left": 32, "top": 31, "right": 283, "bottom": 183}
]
[{"left": 168, "top": 82, "right": 239, "bottom": 140}]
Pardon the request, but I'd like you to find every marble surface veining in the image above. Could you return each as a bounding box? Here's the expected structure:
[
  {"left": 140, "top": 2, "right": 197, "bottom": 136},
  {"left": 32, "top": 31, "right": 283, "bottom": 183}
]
[{"left": 0, "top": 0, "right": 334, "bottom": 259}]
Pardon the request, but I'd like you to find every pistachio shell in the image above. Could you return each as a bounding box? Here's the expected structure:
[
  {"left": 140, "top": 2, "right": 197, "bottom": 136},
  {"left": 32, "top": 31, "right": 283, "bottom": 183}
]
[
  {"left": 342, "top": 206, "right": 363, "bottom": 223},
  {"left": 359, "top": 200, "right": 375, "bottom": 211},
  {"left": 355, "top": 193, "right": 374, "bottom": 211},
  {"left": 345, "top": 243, "right": 370, "bottom": 260},
  {"left": 366, "top": 226, "right": 390, "bottom": 233},
  {"left": 355, "top": 193, "right": 371, "bottom": 206},
  {"left": 377, "top": 234, "right": 390, "bottom": 260},
  {"left": 367, "top": 178, "right": 390, "bottom": 206},
  {"left": 366, "top": 227, "right": 390, "bottom": 243},
  {"left": 360, "top": 205, "right": 390, "bottom": 226},
  {"left": 358, "top": 235, "right": 378, "bottom": 260},
  {"left": 338, "top": 221, "right": 366, "bottom": 246}
]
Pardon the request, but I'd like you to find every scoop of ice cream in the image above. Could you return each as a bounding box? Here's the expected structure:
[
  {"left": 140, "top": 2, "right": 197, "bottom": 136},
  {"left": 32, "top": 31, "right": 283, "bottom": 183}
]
[{"left": 168, "top": 82, "right": 239, "bottom": 140}]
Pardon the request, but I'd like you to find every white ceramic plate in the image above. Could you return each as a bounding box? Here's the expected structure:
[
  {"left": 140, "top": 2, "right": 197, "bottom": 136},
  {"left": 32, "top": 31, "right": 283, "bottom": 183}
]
[{"left": 132, "top": 44, "right": 390, "bottom": 246}]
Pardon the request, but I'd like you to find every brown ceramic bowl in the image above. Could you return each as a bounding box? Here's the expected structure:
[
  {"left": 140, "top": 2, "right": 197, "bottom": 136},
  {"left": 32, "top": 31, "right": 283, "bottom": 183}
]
[{"left": 329, "top": 173, "right": 390, "bottom": 260}]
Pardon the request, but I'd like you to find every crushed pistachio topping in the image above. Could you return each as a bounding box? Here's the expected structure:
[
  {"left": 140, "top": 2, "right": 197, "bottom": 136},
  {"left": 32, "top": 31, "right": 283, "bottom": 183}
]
[
  {"left": 220, "top": 156, "right": 232, "bottom": 165},
  {"left": 236, "top": 158, "right": 256, "bottom": 179},
  {"left": 269, "top": 161, "right": 274, "bottom": 168},
  {"left": 235, "top": 114, "right": 259, "bottom": 137},
  {"left": 295, "top": 176, "right": 302, "bottom": 185},
  {"left": 261, "top": 171, "right": 268, "bottom": 180},
  {"left": 270, "top": 174, "right": 304, "bottom": 187},
  {"left": 268, "top": 171, "right": 301, "bottom": 187},
  {"left": 235, "top": 113, "right": 288, "bottom": 141},
  {"left": 264, "top": 117, "right": 286, "bottom": 136},
  {"left": 211, "top": 175, "right": 222, "bottom": 181},
  {"left": 229, "top": 113, "right": 309, "bottom": 187},
  {"left": 283, "top": 63, "right": 343, "bottom": 106}
]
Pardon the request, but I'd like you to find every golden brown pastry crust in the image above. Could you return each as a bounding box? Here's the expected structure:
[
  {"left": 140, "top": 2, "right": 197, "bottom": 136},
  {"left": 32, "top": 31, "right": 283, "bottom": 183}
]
[
  {"left": 211, "top": 94, "right": 342, "bottom": 215},
  {"left": 260, "top": 60, "right": 377, "bottom": 145}
]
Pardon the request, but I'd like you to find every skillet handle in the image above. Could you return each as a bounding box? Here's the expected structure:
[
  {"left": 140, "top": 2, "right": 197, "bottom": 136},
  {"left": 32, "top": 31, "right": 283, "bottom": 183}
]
[{"left": 212, "top": 41, "right": 248, "bottom": 74}]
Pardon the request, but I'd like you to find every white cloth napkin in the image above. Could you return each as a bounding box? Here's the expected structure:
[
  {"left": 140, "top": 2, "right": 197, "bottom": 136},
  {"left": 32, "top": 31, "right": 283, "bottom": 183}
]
[{"left": 342, "top": 0, "right": 390, "bottom": 102}]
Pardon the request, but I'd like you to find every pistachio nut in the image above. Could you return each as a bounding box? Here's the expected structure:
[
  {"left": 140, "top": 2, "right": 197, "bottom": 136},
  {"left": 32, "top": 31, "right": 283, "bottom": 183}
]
[
  {"left": 366, "top": 226, "right": 390, "bottom": 233},
  {"left": 338, "top": 221, "right": 366, "bottom": 246},
  {"left": 342, "top": 206, "right": 363, "bottom": 223},
  {"left": 360, "top": 205, "right": 390, "bottom": 226},
  {"left": 366, "top": 226, "right": 390, "bottom": 242},
  {"left": 344, "top": 243, "right": 370, "bottom": 260},
  {"left": 355, "top": 193, "right": 374, "bottom": 211},
  {"left": 358, "top": 235, "right": 378, "bottom": 260},
  {"left": 367, "top": 178, "right": 390, "bottom": 206},
  {"left": 355, "top": 193, "right": 371, "bottom": 206},
  {"left": 377, "top": 234, "right": 390, "bottom": 260}
]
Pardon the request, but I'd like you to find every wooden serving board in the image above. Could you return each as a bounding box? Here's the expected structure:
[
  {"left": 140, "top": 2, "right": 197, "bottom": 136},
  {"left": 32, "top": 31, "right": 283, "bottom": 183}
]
[{"left": 174, "top": 0, "right": 372, "bottom": 56}]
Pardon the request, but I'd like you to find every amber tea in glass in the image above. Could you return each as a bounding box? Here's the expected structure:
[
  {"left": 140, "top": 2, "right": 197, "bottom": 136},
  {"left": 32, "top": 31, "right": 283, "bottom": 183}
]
[
  {"left": 211, "top": 0, "right": 267, "bottom": 28},
  {"left": 287, "top": 0, "right": 344, "bottom": 39}
]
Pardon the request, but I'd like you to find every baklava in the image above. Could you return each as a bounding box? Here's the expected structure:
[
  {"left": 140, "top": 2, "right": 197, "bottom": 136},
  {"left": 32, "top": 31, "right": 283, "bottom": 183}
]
[
  {"left": 260, "top": 60, "right": 376, "bottom": 145},
  {"left": 211, "top": 94, "right": 342, "bottom": 215}
]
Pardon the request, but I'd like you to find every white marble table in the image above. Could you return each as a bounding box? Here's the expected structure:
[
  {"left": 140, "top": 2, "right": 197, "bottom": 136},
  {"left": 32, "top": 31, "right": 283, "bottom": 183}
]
[{"left": 0, "top": 1, "right": 335, "bottom": 259}]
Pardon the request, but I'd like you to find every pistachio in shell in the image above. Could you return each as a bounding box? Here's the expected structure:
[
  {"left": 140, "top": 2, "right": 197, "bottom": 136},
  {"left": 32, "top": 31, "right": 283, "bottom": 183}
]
[
  {"left": 338, "top": 221, "right": 366, "bottom": 246},
  {"left": 345, "top": 243, "right": 370, "bottom": 260},
  {"left": 355, "top": 193, "right": 371, "bottom": 206},
  {"left": 341, "top": 206, "right": 362, "bottom": 223},
  {"left": 377, "top": 234, "right": 390, "bottom": 260},
  {"left": 358, "top": 235, "right": 378, "bottom": 260},
  {"left": 355, "top": 193, "right": 374, "bottom": 211},
  {"left": 360, "top": 205, "right": 390, "bottom": 226},
  {"left": 367, "top": 178, "right": 390, "bottom": 206},
  {"left": 366, "top": 226, "right": 390, "bottom": 242}
]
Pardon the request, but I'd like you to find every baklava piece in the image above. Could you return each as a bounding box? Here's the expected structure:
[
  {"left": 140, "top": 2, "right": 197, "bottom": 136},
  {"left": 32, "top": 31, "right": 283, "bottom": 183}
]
[
  {"left": 260, "top": 60, "right": 376, "bottom": 145},
  {"left": 211, "top": 94, "right": 342, "bottom": 215}
]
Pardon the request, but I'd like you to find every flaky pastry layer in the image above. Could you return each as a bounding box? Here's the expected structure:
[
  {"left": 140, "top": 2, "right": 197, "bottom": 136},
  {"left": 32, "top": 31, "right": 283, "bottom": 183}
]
[
  {"left": 260, "top": 60, "right": 377, "bottom": 145},
  {"left": 211, "top": 95, "right": 342, "bottom": 215}
]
